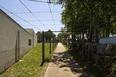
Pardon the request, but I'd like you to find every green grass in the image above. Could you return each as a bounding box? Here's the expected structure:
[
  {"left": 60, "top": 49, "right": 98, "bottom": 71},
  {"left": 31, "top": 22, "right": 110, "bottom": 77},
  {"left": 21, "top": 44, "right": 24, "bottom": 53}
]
[
  {"left": 62, "top": 44, "right": 68, "bottom": 51},
  {"left": 62, "top": 43, "right": 106, "bottom": 77},
  {"left": 0, "top": 43, "right": 57, "bottom": 77}
]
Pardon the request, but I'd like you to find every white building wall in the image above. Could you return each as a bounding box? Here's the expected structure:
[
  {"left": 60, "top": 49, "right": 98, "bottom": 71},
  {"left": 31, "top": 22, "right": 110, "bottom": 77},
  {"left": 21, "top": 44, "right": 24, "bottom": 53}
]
[
  {"left": 34, "top": 33, "right": 37, "bottom": 46},
  {"left": 0, "top": 10, "right": 34, "bottom": 73},
  {"left": 25, "top": 29, "right": 37, "bottom": 47}
]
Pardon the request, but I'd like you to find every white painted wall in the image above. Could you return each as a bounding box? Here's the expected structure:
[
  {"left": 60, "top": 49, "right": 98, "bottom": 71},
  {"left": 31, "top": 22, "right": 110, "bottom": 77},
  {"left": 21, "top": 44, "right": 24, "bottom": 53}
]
[
  {"left": 25, "top": 29, "right": 37, "bottom": 47},
  {"left": 0, "top": 9, "right": 36, "bottom": 73}
]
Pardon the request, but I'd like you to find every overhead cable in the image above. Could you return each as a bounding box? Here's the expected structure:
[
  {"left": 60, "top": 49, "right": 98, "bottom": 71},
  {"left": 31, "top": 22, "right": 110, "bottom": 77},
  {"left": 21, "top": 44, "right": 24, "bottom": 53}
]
[
  {"left": 48, "top": 4, "right": 56, "bottom": 30},
  {"left": 5, "top": 11, "right": 62, "bottom": 14},
  {"left": 29, "top": 0, "right": 55, "bottom": 4},
  {"left": 0, "top": 6, "right": 41, "bottom": 30},
  {"left": 19, "top": 0, "right": 48, "bottom": 29}
]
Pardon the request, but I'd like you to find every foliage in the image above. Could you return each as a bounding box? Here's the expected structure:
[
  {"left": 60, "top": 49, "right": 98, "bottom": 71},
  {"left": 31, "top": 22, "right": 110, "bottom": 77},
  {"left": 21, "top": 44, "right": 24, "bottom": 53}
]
[
  {"left": 107, "top": 56, "right": 116, "bottom": 77},
  {"left": 36, "top": 32, "right": 42, "bottom": 42},
  {"left": 57, "top": 27, "right": 70, "bottom": 43},
  {"left": 36, "top": 30, "right": 56, "bottom": 42},
  {"left": 54, "top": 0, "right": 116, "bottom": 42},
  {"left": 60, "top": 27, "right": 67, "bottom": 32},
  {"left": 0, "top": 43, "right": 57, "bottom": 77},
  {"left": 58, "top": 32, "right": 70, "bottom": 40},
  {"left": 55, "top": 0, "right": 116, "bottom": 76},
  {"left": 62, "top": 43, "right": 116, "bottom": 77},
  {"left": 62, "top": 43, "right": 106, "bottom": 77}
]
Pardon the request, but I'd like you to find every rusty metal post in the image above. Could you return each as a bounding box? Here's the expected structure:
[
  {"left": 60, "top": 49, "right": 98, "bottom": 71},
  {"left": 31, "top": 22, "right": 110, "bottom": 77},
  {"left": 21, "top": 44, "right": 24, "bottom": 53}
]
[
  {"left": 42, "top": 31, "right": 45, "bottom": 64},
  {"left": 50, "top": 36, "right": 51, "bottom": 54},
  {"left": 53, "top": 37, "right": 54, "bottom": 50}
]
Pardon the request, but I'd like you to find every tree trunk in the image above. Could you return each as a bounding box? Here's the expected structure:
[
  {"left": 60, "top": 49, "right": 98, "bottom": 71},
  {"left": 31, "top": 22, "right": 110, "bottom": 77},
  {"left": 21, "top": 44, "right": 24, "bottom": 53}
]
[
  {"left": 106, "top": 16, "right": 111, "bottom": 37},
  {"left": 80, "top": 33, "right": 81, "bottom": 39},
  {"left": 89, "top": 9, "right": 94, "bottom": 42},
  {"left": 106, "top": 30, "right": 109, "bottom": 37},
  {"left": 82, "top": 30, "right": 84, "bottom": 60},
  {"left": 71, "top": 30, "right": 74, "bottom": 51},
  {"left": 95, "top": 25, "right": 99, "bottom": 43}
]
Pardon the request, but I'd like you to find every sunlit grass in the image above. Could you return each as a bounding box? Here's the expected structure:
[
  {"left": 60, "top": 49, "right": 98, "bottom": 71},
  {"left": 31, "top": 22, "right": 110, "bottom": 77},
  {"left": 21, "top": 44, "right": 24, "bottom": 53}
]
[{"left": 0, "top": 43, "right": 57, "bottom": 77}]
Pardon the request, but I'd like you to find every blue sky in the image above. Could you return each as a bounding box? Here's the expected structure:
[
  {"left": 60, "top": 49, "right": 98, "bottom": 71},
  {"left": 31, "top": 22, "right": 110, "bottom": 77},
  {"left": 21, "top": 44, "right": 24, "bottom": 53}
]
[{"left": 0, "top": 0, "right": 64, "bottom": 35}]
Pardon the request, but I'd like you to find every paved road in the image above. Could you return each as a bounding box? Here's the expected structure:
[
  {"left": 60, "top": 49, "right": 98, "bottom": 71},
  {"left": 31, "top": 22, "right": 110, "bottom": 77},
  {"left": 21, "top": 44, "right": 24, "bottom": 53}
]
[{"left": 44, "top": 43, "right": 88, "bottom": 77}]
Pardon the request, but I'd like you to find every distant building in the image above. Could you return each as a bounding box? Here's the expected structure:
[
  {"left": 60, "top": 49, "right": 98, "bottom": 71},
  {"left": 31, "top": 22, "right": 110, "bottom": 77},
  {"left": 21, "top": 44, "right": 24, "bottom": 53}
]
[{"left": 0, "top": 9, "right": 37, "bottom": 73}]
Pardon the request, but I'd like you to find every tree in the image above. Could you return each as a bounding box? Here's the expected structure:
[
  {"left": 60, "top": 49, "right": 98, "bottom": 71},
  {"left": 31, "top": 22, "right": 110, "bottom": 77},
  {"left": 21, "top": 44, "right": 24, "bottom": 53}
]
[
  {"left": 36, "top": 30, "right": 56, "bottom": 42},
  {"left": 58, "top": 32, "right": 70, "bottom": 40},
  {"left": 58, "top": 27, "right": 70, "bottom": 42},
  {"left": 36, "top": 32, "right": 42, "bottom": 42},
  {"left": 54, "top": 0, "right": 116, "bottom": 43},
  {"left": 44, "top": 31, "right": 51, "bottom": 42}
]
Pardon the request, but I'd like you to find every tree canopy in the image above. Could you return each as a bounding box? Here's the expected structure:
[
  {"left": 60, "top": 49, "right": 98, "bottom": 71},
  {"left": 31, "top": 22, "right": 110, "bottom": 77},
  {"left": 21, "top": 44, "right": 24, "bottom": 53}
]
[
  {"left": 36, "top": 30, "right": 56, "bottom": 42},
  {"left": 54, "top": 0, "right": 116, "bottom": 42}
]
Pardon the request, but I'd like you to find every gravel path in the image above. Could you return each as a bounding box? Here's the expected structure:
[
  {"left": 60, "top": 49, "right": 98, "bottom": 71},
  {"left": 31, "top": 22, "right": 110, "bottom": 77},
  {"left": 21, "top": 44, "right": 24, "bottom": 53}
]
[{"left": 44, "top": 43, "right": 88, "bottom": 77}]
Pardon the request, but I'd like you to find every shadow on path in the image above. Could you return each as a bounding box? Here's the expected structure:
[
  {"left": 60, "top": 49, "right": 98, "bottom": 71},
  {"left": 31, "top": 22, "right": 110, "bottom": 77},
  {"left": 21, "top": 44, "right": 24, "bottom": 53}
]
[{"left": 51, "top": 51, "right": 89, "bottom": 77}]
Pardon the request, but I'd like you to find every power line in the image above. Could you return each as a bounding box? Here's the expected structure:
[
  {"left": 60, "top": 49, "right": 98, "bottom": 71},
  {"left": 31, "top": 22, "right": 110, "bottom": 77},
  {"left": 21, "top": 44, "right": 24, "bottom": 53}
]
[
  {"left": 29, "top": 0, "right": 55, "bottom": 4},
  {"left": 48, "top": 4, "right": 56, "bottom": 30},
  {"left": 15, "top": 20, "right": 60, "bottom": 21},
  {"left": 19, "top": 0, "right": 48, "bottom": 29},
  {"left": 0, "top": 6, "right": 41, "bottom": 30},
  {"left": 5, "top": 11, "right": 62, "bottom": 14},
  {"left": 29, "top": 0, "right": 116, "bottom": 7}
]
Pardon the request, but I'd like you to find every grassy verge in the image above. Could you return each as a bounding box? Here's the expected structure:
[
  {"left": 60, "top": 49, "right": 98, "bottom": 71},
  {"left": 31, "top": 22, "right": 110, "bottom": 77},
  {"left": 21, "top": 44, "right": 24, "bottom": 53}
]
[
  {"left": 62, "top": 43, "right": 105, "bottom": 77},
  {"left": 62, "top": 44, "right": 68, "bottom": 51},
  {"left": 0, "top": 43, "right": 57, "bottom": 77}
]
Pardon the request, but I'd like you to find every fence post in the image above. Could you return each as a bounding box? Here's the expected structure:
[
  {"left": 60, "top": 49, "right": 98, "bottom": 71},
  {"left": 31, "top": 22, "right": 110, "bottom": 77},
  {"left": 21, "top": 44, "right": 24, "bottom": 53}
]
[
  {"left": 53, "top": 37, "right": 54, "bottom": 50},
  {"left": 42, "top": 31, "right": 45, "bottom": 64},
  {"left": 50, "top": 36, "right": 51, "bottom": 54}
]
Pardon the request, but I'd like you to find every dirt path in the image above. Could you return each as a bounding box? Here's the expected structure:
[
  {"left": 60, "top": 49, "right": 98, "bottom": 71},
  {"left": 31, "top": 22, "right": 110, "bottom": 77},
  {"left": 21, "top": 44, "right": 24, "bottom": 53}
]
[{"left": 44, "top": 43, "right": 88, "bottom": 77}]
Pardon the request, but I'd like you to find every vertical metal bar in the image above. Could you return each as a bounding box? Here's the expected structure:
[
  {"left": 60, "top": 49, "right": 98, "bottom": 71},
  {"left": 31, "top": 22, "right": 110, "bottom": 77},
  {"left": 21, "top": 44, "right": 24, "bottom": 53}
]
[
  {"left": 53, "top": 37, "right": 54, "bottom": 50},
  {"left": 42, "top": 31, "right": 44, "bottom": 64},
  {"left": 50, "top": 36, "right": 51, "bottom": 54}
]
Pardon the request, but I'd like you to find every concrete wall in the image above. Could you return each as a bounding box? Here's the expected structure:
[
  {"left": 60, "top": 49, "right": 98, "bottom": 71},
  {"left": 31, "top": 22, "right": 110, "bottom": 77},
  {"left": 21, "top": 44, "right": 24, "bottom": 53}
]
[
  {"left": 25, "top": 29, "right": 37, "bottom": 47},
  {"left": 34, "top": 33, "right": 37, "bottom": 46},
  {"left": 0, "top": 10, "right": 36, "bottom": 73}
]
